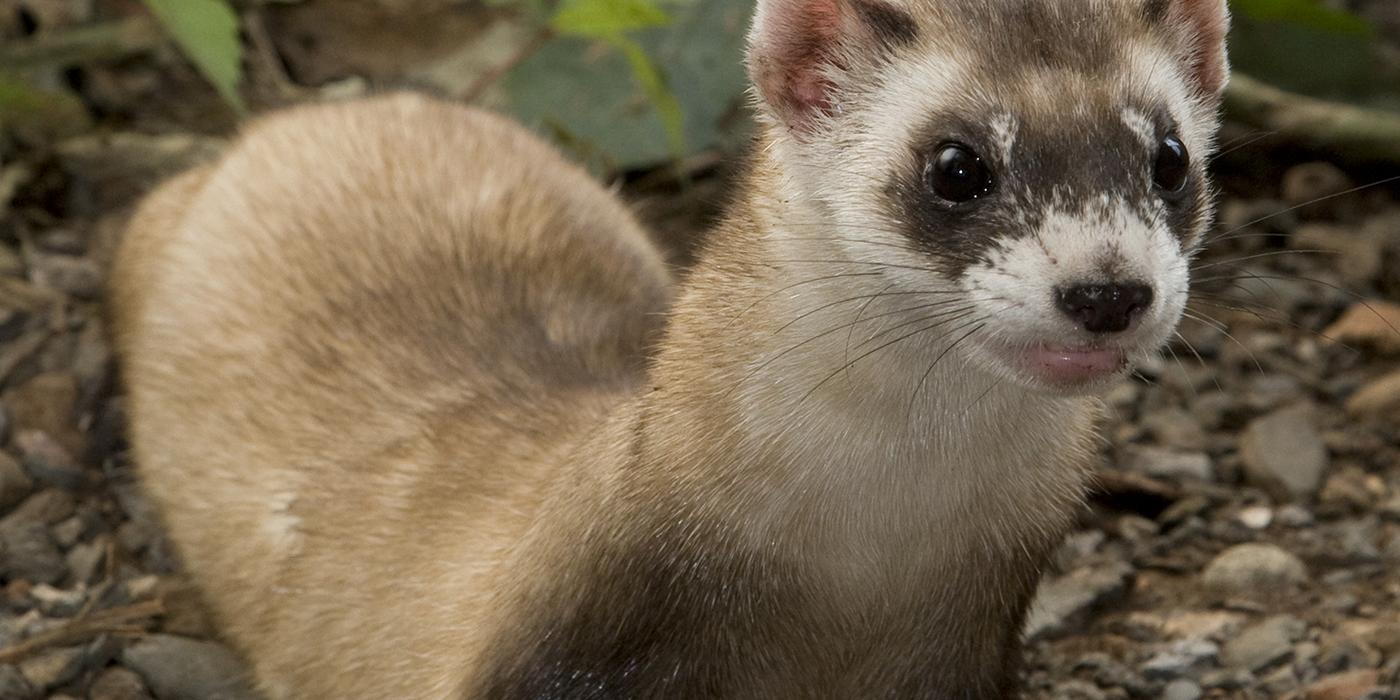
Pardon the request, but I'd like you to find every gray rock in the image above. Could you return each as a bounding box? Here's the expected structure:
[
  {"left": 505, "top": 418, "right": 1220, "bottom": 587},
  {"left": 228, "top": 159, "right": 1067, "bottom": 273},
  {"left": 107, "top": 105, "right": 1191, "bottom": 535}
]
[
  {"left": 1161, "top": 679, "right": 1203, "bottom": 700},
  {"left": 1142, "top": 639, "right": 1220, "bottom": 680},
  {"left": 1123, "top": 445, "right": 1213, "bottom": 482},
  {"left": 1072, "top": 653, "right": 1152, "bottom": 696},
  {"left": 0, "top": 307, "right": 26, "bottom": 343},
  {"left": 28, "top": 583, "right": 86, "bottom": 616},
  {"left": 1327, "top": 519, "right": 1381, "bottom": 565},
  {"left": 1053, "top": 530, "right": 1106, "bottom": 571},
  {"left": 1276, "top": 504, "right": 1315, "bottom": 527},
  {"left": 0, "top": 451, "right": 34, "bottom": 512},
  {"left": 1379, "top": 495, "right": 1400, "bottom": 522},
  {"left": 51, "top": 513, "right": 89, "bottom": 548},
  {"left": 122, "top": 635, "right": 258, "bottom": 700},
  {"left": 15, "top": 430, "right": 84, "bottom": 490},
  {"left": 0, "top": 519, "right": 68, "bottom": 584},
  {"left": 27, "top": 253, "right": 102, "bottom": 300},
  {"left": 1222, "top": 615, "right": 1307, "bottom": 671},
  {"left": 0, "top": 664, "right": 37, "bottom": 700},
  {"left": 66, "top": 538, "right": 106, "bottom": 584},
  {"left": 3, "top": 489, "right": 76, "bottom": 527},
  {"left": 90, "top": 666, "right": 155, "bottom": 700},
  {"left": 17, "top": 645, "right": 85, "bottom": 691},
  {"left": 1142, "top": 408, "right": 1209, "bottom": 451},
  {"left": 1239, "top": 403, "right": 1329, "bottom": 500},
  {"left": 34, "top": 228, "right": 86, "bottom": 255},
  {"left": 1235, "top": 506, "right": 1273, "bottom": 530},
  {"left": 1050, "top": 680, "right": 1108, "bottom": 700},
  {"left": 1024, "top": 562, "right": 1134, "bottom": 640},
  {"left": 1201, "top": 543, "right": 1308, "bottom": 595},
  {"left": 1243, "top": 374, "right": 1306, "bottom": 413}
]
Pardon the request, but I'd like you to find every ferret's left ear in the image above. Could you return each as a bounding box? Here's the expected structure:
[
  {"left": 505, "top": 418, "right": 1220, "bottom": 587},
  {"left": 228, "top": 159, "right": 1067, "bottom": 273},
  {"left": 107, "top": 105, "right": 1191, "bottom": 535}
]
[
  {"left": 746, "top": 0, "right": 917, "bottom": 135},
  {"left": 1160, "top": 0, "right": 1231, "bottom": 99}
]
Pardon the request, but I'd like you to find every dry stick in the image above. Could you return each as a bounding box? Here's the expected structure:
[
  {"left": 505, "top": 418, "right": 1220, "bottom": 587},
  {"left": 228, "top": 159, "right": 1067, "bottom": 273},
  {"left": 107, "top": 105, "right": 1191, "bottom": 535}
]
[
  {"left": 461, "top": 27, "right": 554, "bottom": 104},
  {"left": 1225, "top": 73, "right": 1400, "bottom": 165},
  {"left": 0, "top": 16, "right": 163, "bottom": 72},
  {"left": 243, "top": 8, "right": 306, "bottom": 104},
  {"left": 0, "top": 599, "right": 165, "bottom": 664}
]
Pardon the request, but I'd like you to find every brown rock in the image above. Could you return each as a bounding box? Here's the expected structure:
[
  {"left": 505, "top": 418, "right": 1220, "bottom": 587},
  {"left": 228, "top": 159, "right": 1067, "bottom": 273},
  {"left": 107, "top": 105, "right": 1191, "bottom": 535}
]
[
  {"left": 1346, "top": 370, "right": 1400, "bottom": 419},
  {"left": 1292, "top": 224, "right": 1384, "bottom": 288},
  {"left": 1280, "top": 162, "right": 1354, "bottom": 219},
  {"left": 0, "top": 451, "right": 34, "bottom": 512},
  {"left": 1323, "top": 301, "right": 1400, "bottom": 356},
  {"left": 89, "top": 666, "right": 154, "bottom": 700},
  {"left": 2, "top": 372, "right": 83, "bottom": 457},
  {"left": 1307, "top": 669, "right": 1380, "bottom": 700},
  {"left": 1239, "top": 403, "right": 1329, "bottom": 500}
]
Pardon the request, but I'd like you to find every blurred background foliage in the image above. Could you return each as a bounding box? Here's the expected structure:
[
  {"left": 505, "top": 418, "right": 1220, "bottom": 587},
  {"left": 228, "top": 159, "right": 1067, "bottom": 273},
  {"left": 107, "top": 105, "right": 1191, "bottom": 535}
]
[{"left": 1, "top": 0, "right": 1399, "bottom": 172}]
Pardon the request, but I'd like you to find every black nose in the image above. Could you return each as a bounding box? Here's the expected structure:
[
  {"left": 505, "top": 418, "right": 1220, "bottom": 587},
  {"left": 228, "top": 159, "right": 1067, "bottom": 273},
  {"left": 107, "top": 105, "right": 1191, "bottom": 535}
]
[{"left": 1055, "top": 283, "right": 1154, "bottom": 334}]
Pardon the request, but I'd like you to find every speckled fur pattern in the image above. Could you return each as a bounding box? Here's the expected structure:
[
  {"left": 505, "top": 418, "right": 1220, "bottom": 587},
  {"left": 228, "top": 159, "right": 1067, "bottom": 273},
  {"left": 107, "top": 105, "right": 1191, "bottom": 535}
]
[{"left": 111, "top": 0, "right": 1229, "bottom": 697}]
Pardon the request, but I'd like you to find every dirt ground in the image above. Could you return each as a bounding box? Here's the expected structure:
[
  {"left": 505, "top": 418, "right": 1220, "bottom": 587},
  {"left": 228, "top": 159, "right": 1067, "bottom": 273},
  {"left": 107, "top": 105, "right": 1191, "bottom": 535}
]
[{"left": 2, "top": 1, "right": 1400, "bottom": 699}]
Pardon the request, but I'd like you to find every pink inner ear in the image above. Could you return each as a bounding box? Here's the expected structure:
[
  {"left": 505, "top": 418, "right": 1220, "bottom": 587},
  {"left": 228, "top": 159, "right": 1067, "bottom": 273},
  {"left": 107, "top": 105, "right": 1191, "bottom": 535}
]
[
  {"left": 753, "top": 0, "right": 849, "bottom": 130},
  {"left": 1170, "top": 0, "right": 1230, "bottom": 97}
]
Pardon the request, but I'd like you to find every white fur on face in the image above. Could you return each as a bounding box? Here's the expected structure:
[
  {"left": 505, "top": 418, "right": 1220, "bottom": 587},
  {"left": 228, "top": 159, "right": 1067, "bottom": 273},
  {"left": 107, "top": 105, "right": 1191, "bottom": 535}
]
[{"left": 960, "top": 193, "right": 1190, "bottom": 378}]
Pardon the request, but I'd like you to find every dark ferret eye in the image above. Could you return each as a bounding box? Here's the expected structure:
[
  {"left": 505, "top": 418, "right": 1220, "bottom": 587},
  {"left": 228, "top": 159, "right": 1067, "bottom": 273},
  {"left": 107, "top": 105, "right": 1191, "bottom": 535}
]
[
  {"left": 1153, "top": 134, "right": 1190, "bottom": 196},
  {"left": 925, "top": 143, "right": 994, "bottom": 203}
]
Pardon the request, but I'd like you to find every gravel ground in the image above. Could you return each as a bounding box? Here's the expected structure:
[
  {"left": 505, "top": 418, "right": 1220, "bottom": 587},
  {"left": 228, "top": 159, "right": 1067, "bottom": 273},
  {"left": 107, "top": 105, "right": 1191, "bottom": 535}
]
[{"left": 3, "top": 4, "right": 1400, "bottom": 700}]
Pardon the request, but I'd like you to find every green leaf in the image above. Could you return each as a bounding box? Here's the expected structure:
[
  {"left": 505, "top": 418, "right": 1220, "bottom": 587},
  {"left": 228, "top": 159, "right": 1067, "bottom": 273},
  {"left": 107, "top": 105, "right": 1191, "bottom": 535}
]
[
  {"left": 551, "top": 0, "right": 670, "bottom": 37},
  {"left": 0, "top": 72, "right": 93, "bottom": 144},
  {"left": 1229, "top": 0, "right": 1370, "bottom": 36},
  {"left": 141, "top": 0, "right": 246, "bottom": 115},
  {"left": 610, "top": 35, "right": 686, "bottom": 158},
  {"left": 506, "top": 0, "right": 752, "bottom": 169}
]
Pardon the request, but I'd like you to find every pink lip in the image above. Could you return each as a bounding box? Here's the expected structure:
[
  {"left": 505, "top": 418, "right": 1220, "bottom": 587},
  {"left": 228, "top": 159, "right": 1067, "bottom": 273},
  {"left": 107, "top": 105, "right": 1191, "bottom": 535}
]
[{"left": 1020, "top": 344, "right": 1126, "bottom": 385}]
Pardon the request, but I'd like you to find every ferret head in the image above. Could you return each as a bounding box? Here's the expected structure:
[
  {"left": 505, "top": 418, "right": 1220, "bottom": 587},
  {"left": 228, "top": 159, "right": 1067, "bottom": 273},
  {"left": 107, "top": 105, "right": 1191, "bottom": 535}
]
[{"left": 748, "top": 0, "right": 1228, "bottom": 393}]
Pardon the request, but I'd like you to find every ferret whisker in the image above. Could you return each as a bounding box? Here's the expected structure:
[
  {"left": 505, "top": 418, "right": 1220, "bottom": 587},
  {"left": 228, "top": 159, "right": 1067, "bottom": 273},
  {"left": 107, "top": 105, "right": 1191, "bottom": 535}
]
[
  {"left": 722, "top": 272, "right": 884, "bottom": 329},
  {"left": 845, "top": 282, "right": 899, "bottom": 376},
  {"left": 1189, "top": 248, "right": 1335, "bottom": 272},
  {"left": 907, "top": 319, "right": 993, "bottom": 422},
  {"left": 1163, "top": 338, "right": 1210, "bottom": 398},
  {"left": 1181, "top": 310, "right": 1265, "bottom": 375},
  {"left": 849, "top": 299, "right": 1003, "bottom": 353},
  {"left": 796, "top": 308, "right": 984, "bottom": 406},
  {"left": 1205, "top": 174, "right": 1400, "bottom": 242},
  {"left": 728, "top": 302, "right": 980, "bottom": 398},
  {"left": 773, "top": 290, "right": 961, "bottom": 336},
  {"left": 1188, "top": 295, "right": 1365, "bottom": 357},
  {"left": 763, "top": 231, "right": 923, "bottom": 252},
  {"left": 1200, "top": 230, "right": 1294, "bottom": 246},
  {"left": 1195, "top": 271, "right": 1400, "bottom": 341},
  {"left": 1208, "top": 129, "right": 1277, "bottom": 160},
  {"left": 770, "top": 259, "right": 963, "bottom": 275}
]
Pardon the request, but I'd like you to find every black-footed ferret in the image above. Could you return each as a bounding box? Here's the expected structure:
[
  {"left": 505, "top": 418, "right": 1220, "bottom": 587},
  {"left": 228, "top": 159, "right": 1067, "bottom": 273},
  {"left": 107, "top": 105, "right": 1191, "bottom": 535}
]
[{"left": 111, "top": 0, "right": 1229, "bottom": 696}]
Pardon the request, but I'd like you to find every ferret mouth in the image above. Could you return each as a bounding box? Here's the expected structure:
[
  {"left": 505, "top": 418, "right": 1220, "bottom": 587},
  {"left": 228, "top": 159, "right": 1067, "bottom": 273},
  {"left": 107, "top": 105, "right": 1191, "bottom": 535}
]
[{"left": 1007, "top": 343, "right": 1128, "bottom": 387}]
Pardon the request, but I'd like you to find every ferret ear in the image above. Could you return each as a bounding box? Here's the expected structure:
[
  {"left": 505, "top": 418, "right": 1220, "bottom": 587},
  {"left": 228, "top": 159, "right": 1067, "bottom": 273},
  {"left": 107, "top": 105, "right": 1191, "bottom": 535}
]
[
  {"left": 1158, "top": 0, "right": 1231, "bottom": 99},
  {"left": 746, "top": 0, "right": 917, "bottom": 134}
]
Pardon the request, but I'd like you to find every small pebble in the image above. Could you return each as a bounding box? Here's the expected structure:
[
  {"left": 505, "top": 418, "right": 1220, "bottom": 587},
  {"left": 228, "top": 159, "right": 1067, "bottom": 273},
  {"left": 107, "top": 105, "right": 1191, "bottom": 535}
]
[
  {"left": 1162, "top": 679, "right": 1203, "bottom": 700},
  {"left": 1237, "top": 506, "right": 1273, "bottom": 530}
]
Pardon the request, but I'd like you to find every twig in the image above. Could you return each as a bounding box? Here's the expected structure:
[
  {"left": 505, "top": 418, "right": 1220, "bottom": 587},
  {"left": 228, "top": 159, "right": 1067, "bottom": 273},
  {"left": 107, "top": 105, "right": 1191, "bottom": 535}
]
[
  {"left": 243, "top": 8, "right": 306, "bottom": 105},
  {"left": 461, "top": 27, "right": 554, "bottom": 103},
  {"left": 1225, "top": 73, "right": 1400, "bottom": 165},
  {"left": 0, "top": 598, "right": 165, "bottom": 664},
  {"left": 0, "top": 17, "right": 163, "bottom": 73}
]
